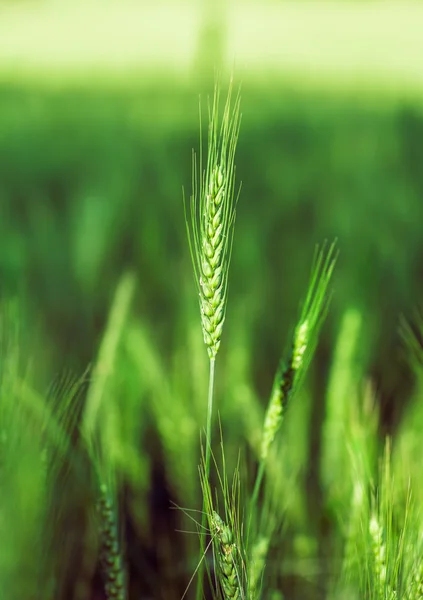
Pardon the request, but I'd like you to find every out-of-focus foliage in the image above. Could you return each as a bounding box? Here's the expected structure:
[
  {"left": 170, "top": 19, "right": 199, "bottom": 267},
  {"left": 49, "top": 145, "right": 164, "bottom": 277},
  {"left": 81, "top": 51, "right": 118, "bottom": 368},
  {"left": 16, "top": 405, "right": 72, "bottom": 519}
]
[
  {"left": 0, "top": 82, "right": 422, "bottom": 400},
  {"left": 1, "top": 72, "right": 423, "bottom": 599}
]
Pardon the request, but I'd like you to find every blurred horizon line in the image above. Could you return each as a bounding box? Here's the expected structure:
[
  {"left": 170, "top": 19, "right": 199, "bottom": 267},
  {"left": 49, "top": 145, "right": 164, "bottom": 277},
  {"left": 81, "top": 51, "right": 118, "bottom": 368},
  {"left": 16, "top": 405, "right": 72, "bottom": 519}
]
[{"left": 1, "top": 1, "right": 423, "bottom": 96}]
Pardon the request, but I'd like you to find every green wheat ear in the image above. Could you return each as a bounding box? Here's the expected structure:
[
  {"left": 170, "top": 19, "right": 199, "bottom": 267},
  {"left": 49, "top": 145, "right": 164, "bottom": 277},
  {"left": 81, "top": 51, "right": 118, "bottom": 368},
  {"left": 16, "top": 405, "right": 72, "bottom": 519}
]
[
  {"left": 248, "top": 242, "right": 337, "bottom": 513},
  {"left": 199, "top": 452, "right": 246, "bottom": 600},
  {"left": 184, "top": 80, "right": 241, "bottom": 359},
  {"left": 211, "top": 510, "right": 244, "bottom": 600},
  {"left": 260, "top": 241, "right": 338, "bottom": 463},
  {"left": 82, "top": 272, "right": 136, "bottom": 600}
]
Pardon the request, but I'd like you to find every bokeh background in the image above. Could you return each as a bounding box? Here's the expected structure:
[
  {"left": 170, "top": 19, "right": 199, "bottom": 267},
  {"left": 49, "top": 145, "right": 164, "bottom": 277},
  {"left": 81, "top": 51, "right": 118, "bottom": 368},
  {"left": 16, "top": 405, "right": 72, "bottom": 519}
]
[
  {"left": 2, "top": 0, "right": 423, "bottom": 421},
  {"left": 2, "top": 2, "right": 423, "bottom": 596}
]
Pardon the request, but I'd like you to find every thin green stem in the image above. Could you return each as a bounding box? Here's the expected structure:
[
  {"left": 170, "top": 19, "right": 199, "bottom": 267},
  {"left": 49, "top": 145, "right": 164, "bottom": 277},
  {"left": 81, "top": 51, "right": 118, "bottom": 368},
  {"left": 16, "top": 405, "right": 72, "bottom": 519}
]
[
  {"left": 246, "top": 459, "right": 265, "bottom": 552},
  {"left": 250, "top": 460, "right": 265, "bottom": 514},
  {"left": 205, "top": 358, "right": 215, "bottom": 482},
  {"left": 196, "top": 357, "right": 216, "bottom": 600}
]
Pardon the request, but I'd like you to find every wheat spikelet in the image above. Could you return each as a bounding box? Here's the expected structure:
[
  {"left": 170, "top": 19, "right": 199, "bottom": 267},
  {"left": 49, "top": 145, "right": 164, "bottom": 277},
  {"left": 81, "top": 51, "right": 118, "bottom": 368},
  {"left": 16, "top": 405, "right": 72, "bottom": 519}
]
[
  {"left": 96, "top": 482, "right": 127, "bottom": 600},
  {"left": 185, "top": 82, "right": 241, "bottom": 359},
  {"left": 211, "top": 510, "right": 244, "bottom": 600}
]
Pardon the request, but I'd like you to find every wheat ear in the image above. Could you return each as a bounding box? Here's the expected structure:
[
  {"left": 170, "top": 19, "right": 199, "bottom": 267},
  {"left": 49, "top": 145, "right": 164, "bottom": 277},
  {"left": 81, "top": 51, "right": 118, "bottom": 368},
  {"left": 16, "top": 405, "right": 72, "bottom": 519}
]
[
  {"left": 250, "top": 242, "right": 337, "bottom": 509},
  {"left": 211, "top": 510, "right": 244, "bottom": 600},
  {"left": 185, "top": 80, "right": 241, "bottom": 360},
  {"left": 82, "top": 272, "right": 135, "bottom": 600},
  {"left": 96, "top": 482, "right": 127, "bottom": 600},
  {"left": 260, "top": 241, "right": 337, "bottom": 463}
]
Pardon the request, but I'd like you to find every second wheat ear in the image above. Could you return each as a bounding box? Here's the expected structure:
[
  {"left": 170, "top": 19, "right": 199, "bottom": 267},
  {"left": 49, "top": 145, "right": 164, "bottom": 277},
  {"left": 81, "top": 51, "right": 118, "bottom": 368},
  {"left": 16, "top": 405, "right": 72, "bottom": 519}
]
[{"left": 210, "top": 510, "right": 244, "bottom": 600}]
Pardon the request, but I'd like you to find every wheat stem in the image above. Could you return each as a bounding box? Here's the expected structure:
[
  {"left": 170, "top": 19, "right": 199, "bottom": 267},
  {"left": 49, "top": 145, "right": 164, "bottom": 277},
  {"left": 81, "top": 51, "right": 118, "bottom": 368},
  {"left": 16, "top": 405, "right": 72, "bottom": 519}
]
[
  {"left": 205, "top": 357, "right": 216, "bottom": 487},
  {"left": 250, "top": 462, "right": 265, "bottom": 513},
  {"left": 196, "top": 357, "right": 216, "bottom": 600}
]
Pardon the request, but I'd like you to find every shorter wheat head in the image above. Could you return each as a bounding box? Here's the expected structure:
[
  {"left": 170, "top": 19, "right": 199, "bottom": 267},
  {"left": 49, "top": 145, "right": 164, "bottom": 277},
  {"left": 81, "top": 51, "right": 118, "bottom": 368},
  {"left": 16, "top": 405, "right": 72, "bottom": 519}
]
[
  {"left": 211, "top": 510, "right": 244, "bottom": 600},
  {"left": 96, "top": 482, "right": 127, "bottom": 600},
  {"left": 260, "top": 242, "right": 337, "bottom": 462}
]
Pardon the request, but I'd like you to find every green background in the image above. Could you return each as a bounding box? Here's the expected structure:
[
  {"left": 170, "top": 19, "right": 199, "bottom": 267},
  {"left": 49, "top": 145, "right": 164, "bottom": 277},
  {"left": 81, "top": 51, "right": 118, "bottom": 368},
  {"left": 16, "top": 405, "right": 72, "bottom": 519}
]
[
  {"left": 1, "top": 3, "right": 423, "bottom": 597},
  {"left": 1, "top": 81, "right": 421, "bottom": 422}
]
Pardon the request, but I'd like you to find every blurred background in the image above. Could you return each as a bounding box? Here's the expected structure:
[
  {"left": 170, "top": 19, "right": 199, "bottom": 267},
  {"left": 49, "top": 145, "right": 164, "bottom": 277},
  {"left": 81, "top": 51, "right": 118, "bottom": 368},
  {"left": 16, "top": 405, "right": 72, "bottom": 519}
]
[
  {"left": 1, "top": 0, "right": 423, "bottom": 422},
  {"left": 2, "top": 1, "right": 423, "bottom": 598}
]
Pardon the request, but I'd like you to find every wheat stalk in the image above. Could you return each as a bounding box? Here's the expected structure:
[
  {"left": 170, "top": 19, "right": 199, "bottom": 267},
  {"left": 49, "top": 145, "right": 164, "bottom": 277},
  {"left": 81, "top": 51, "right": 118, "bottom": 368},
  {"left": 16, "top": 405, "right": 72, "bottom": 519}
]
[{"left": 185, "top": 80, "right": 241, "bottom": 600}]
